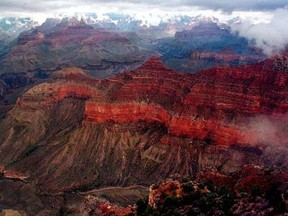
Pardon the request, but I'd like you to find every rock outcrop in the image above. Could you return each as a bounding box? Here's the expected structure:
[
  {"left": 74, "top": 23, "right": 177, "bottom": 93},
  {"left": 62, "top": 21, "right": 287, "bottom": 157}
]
[
  {"left": 0, "top": 18, "right": 155, "bottom": 76},
  {"left": 156, "top": 21, "right": 265, "bottom": 72},
  {"left": 0, "top": 57, "right": 287, "bottom": 195},
  {"left": 142, "top": 165, "right": 288, "bottom": 216}
]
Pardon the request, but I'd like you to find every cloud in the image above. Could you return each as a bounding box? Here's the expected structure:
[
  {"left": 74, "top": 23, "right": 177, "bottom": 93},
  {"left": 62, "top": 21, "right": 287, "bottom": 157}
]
[
  {"left": 0, "top": 0, "right": 287, "bottom": 14},
  {"left": 243, "top": 114, "right": 288, "bottom": 166},
  {"left": 244, "top": 114, "right": 288, "bottom": 147},
  {"left": 164, "top": 0, "right": 288, "bottom": 11},
  {"left": 0, "top": 0, "right": 79, "bottom": 12},
  {"left": 231, "top": 8, "right": 288, "bottom": 55},
  {"left": 1, "top": 0, "right": 288, "bottom": 54}
]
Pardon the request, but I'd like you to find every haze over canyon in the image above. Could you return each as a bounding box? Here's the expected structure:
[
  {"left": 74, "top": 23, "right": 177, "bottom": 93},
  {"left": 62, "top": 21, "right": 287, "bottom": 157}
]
[{"left": 0, "top": 1, "right": 288, "bottom": 215}]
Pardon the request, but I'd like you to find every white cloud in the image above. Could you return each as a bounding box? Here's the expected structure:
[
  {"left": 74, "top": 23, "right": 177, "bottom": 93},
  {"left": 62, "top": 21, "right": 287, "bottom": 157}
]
[
  {"left": 0, "top": 0, "right": 288, "bottom": 53},
  {"left": 232, "top": 115, "right": 288, "bottom": 166},
  {"left": 0, "top": 0, "right": 287, "bottom": 15},
  {"left": 231, "top": 9, "right": 288, "bottom": 55}
]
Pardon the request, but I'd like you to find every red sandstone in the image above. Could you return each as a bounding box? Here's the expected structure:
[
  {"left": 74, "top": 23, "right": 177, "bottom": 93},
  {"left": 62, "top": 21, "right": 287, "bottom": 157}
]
[{"left": 17, "top": 58, "right": 288, "bottom": 147}]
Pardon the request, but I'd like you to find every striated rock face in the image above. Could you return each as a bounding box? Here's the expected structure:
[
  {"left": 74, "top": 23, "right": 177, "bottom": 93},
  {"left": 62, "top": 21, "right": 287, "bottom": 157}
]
[
  {"left": 85, "top": 58, "right": 288, "bottom": 146},
  {"left": 174, "top": 22, "right": 230, "bottom": 39},
  {"left": 156, "top": 21, "right": 265, "bottom": 72},
  {"left": 0, "top": 18, "right": 155, "bottom": 76},
  {"left": 0, "top": 58, "right": 287, "bottom": 194},
  {"left": 187, "top": 50, "right": 263, "bottom": 71}
]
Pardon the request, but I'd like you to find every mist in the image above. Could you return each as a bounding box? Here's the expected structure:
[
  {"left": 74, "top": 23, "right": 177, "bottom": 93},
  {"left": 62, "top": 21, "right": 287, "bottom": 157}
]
[
  {"left": 231, "top": 9, "right": 288, "bottom": 55},
  {"left": 245, "top": 114, "right": 288, "bottom": 146},
  {"left": 243, "top": 114, "right": 288, "bottom": 166}
]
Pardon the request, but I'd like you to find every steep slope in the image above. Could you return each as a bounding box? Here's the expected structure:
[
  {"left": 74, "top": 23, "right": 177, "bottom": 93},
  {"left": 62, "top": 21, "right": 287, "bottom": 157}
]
[
  {"left": 0, "top": 58, "right": 287, "bottom": 196},
  {"left": 156, "top": 22, "right": 265, "bottom": 72},
  {"left": 0, "top": 18, "right": 155, "bottom": 77}
]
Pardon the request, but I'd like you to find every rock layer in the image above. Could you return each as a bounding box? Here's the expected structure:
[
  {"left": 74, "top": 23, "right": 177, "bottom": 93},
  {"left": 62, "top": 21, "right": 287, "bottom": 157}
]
[
  {"left": 0, "top": 58, "right": 287, "bottom": 193},
  {"left": 0, "top": 18, "right": 155, "bottom": 75},
  {"left": 156, "top": 22, "right": 265, "bottom": 72}
]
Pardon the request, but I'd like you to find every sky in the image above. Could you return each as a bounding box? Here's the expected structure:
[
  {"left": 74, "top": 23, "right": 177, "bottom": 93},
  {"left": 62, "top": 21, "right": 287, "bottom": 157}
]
[
  {"left": 0, "top": 0, "right": 288, "bottom": 54},
  {"left": 0, "top": 0, "right": 287, "bottom": 19}
]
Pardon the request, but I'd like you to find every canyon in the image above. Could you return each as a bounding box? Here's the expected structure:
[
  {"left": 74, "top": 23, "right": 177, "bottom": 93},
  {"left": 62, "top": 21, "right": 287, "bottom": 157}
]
[
  {"left": 0, "top": 55, "right": 287, "bottom": 214},
  {"left": 0, "top": 18, "right": 155, "bottom": 76},
  {"left": 156, "top": 22, "right": 265, "bottom": 72},
  {"left": 0, "top": 11, "right": 287, "bottom": 215},
  {"left": 1, "top": 57, "right": 287, "bottom": 189}
]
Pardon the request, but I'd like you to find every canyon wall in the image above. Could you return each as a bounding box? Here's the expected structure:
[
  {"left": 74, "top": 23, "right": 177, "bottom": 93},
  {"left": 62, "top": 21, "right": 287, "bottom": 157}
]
[{"left": 0, "top": 58, "right": 287, "bottom": 193}]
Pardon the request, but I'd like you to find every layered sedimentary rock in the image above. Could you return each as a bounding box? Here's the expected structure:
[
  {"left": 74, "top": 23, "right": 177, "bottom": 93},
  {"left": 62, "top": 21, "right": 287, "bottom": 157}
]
[
  {"left": 0, "top": 18, "right": 155, "bottom": 75},
  {"left": 188, "top": 50, "right": 263, "bottom": 70},
  {"left": 0, "top": 58, "right": 287, "bottom": 195},
  {"left": 156, "top": 22, "right": 265, "bottom": 72}
]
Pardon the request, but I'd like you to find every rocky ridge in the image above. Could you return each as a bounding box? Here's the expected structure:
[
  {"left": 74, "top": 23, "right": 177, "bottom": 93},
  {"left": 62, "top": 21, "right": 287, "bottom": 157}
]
[
  {"left": 0, "top": 18, "right": 155, "bottom": 76},
  {"left": 0, "top": 57, "right": 287, "bottom": 196},
  {"left": 156, "top": 22, "right": 265, "bottom": 72}
]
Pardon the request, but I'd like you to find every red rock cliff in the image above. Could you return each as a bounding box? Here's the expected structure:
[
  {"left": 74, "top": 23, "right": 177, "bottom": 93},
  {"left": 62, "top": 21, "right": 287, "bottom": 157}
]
[
  {"left": 0, "top": 57, "right": 287, "bottom": 194},
  {"left": 16, "top": 58, "right": 288, "bottom": 147}
]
